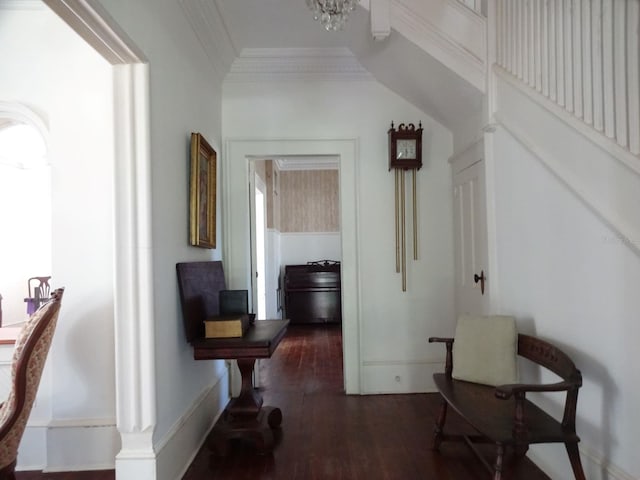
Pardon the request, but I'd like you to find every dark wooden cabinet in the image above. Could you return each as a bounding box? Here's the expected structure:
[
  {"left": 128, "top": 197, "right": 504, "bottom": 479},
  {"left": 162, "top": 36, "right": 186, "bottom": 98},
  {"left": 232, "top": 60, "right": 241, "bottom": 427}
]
[{"left": 284, "top": 261, "right": 341, "bottom": 324}]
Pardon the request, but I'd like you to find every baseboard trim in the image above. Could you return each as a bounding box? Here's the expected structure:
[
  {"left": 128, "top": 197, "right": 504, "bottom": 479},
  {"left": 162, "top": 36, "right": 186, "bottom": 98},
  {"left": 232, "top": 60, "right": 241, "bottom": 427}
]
[
  {"left": 155, "top": 369, "right": 230, "bottom": 480},
  {"left": 528, "top": 444, "right": 635, "bottom": 480},
  {"left": 17, "top": 423, "right": 119, "bottom": 472}
]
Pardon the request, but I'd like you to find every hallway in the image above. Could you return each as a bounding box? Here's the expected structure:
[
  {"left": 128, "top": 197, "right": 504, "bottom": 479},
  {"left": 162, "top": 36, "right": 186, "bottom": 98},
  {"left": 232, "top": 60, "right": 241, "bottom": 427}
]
[
  {"left": 181, "top": 325, "right": 550, "bottom": 480},
  {"left": 16, "top": 325, "right": 550, "bottom": 479}
]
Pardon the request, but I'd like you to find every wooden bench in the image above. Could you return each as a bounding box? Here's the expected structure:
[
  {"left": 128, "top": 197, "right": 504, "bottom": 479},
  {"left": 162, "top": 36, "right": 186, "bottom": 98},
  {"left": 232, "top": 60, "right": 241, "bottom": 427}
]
[{"left": 429, "top": 334, "right": 586, "bottom": 480}]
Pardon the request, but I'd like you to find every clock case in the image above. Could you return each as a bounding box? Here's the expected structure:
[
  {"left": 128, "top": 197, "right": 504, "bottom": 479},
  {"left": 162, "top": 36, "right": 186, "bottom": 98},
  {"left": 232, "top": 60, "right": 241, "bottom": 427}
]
[{"left": 388, "top": 122, "right": 423, "bottom": 171}]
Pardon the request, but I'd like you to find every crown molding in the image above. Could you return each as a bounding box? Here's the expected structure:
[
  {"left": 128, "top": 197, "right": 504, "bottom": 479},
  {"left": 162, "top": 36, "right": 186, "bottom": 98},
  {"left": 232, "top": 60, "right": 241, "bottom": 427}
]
[
  {"left": 225, "top": 48, "right": 374, "bottom": 83},
  {"left": 179, "top": 0, "right": 236, "bottom": 86},
  {"left": 42, "top": 0, "right": 146, "bottom": 64}
]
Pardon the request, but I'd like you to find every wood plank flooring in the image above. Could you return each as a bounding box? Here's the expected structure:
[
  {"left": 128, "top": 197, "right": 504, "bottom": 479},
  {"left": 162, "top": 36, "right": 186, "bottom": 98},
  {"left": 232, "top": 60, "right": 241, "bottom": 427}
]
[{"left": 18, "top": 324, "right": 551, "bottom": 479}]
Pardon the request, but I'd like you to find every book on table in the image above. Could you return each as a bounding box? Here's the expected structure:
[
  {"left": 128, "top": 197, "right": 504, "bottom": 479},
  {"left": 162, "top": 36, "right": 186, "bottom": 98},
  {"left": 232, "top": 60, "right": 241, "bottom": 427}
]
[{"left": 204, "top": 314, "right": 250, "bottom": 338}]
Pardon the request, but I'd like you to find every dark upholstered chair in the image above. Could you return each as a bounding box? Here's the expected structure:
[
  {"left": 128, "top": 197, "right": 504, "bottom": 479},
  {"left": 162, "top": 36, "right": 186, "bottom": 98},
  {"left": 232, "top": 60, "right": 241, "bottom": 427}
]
[{"left": 0, "top": 288, "right": 64, "bottom": 479}]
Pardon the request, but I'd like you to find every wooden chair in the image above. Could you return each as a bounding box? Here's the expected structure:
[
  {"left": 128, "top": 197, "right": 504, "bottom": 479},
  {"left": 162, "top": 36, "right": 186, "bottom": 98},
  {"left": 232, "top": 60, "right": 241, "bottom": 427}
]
[
  {"left": 23, "top": 276, "right": 51, "bottom": 315},
  {"left": 0, "top": 288, "right": 64, "bottom": 479}
]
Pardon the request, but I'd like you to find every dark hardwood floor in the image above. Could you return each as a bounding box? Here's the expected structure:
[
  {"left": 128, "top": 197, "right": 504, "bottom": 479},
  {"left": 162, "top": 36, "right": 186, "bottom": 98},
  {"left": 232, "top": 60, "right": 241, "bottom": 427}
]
[{"left": 18, "top": 324, "right": 550, "bottom": 479}]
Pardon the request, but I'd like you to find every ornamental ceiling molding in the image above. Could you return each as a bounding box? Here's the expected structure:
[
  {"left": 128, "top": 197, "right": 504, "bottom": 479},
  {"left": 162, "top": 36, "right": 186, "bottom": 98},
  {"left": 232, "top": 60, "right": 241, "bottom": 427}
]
[
  {"left": 179, "top": 0, "right": 236, "bottom": 85},
  {"left": 225, "top": 48, "right": 374, "bottom": 83}
]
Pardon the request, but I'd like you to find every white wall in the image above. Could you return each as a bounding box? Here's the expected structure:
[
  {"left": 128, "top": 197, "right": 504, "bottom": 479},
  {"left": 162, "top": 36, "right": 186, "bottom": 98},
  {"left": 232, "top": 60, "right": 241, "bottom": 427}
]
[
  {"left": 279, "top": 232, "right": 341, "bottom": 266},
  {"left": 223, "top": 80, "right": 455, "bottom": 394},
  {"left": 491, "top": 116, "right": 640, "bottom": 478},
  {"left": 0, "top": 6, "right": 117, "bottom": 470}
]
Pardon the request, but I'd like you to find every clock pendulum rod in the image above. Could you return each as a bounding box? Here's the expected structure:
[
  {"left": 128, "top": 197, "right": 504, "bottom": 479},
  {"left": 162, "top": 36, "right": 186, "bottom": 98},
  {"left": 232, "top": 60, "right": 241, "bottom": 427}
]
[
  {"left": 401, "top": 169, "right": 407, "bottom": 292},
  {"left": 412, "top": 168, "right": 418, "bottom": 260},
  {"left": 395, "top": 169, "right": 401, "bottom": 273}
]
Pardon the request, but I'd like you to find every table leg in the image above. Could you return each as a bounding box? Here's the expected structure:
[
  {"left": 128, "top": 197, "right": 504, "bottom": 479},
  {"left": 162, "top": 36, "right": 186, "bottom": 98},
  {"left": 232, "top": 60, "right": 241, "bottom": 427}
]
[{"left": 209, "top": 358, "right": 282, "bottom": 455}]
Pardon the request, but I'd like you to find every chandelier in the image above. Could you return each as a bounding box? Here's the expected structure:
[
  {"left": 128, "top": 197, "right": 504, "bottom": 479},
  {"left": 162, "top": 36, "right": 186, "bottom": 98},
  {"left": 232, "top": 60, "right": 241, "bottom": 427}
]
[{"left": 306, "top": 0, "right": 360, "bottom": 31}]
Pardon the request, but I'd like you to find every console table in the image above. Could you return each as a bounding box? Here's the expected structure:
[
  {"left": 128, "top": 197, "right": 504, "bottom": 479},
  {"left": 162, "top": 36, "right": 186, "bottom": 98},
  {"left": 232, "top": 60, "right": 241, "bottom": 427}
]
[{"left": 190, "top": 319, "right": 289, "bottom": 455}]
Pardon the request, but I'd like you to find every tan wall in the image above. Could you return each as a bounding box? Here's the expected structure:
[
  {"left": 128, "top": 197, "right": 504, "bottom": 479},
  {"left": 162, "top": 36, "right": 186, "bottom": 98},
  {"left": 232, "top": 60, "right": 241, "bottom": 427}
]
[
  {"left": 265, "top": 160, "right": 280, "bottom": 230},
  {"left": 280, "top": 169, "right": 339, "bottom": 232}
]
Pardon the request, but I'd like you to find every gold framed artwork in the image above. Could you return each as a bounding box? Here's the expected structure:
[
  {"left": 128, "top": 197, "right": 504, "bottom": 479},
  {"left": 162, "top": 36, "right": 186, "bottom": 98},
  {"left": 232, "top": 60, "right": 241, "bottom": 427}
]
[{"left": 189, "top": 132, "right": 216, "bottom": 248}]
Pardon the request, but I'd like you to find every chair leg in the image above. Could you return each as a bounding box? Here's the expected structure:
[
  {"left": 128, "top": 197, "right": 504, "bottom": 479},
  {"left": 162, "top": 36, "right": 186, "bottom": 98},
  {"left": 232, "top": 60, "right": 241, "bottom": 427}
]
[
  {"left": 565, "top": 442, "right": 586, "bottom": 480},
  {"left": 493, "top": 444, "right": 505, "bottom": 480},
  {"left": 0, "top": 460, "right": 17, "bottom": 480},
  {"left": 432, "top": 398, "right": 448, "bottom": 451}
]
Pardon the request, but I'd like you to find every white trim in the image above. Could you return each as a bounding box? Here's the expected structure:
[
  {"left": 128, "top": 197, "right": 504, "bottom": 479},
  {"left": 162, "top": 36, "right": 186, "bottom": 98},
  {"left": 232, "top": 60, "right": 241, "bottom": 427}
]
[
  {"left": 43, "top": 418, "right": 116, "bottom": 428},
  {"left": 154, "top": 378, "right": 228, "bottom": 480},
  {"left": 179, "top": 0, "right": 235, "bottom": 85},
  {"left": 42, "top": 0, "right": 146, "bottom": 64},
  {"left": 362, "top": 359, "right": 441, "bottom": 366},
  {"left": 222, "top": 138, "right": 361, "bottom": 394},
  {"left": 225, "top": 48, "right": 374, "bottom": 83},
  {"left": 43, "top": 2, "right": 156, "bottom": 477},
  {"left": 528, "top": 445, "right": 636, "bottom": 480},
  {"left": 112, "top": 62, "right": 157, "bottom": 472}
]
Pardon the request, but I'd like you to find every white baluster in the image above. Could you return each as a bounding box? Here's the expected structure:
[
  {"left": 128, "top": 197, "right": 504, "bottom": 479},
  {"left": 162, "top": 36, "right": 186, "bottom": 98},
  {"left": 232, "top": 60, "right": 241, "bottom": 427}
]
[
  {"left": 556, "top": 0, "right": 565, "bottom": 107},
  {"left": 613, "top": 0, "right": 628, "bottom": 148},
  {"left": 628, "top": 0, "right": 640, "bottom": 154},
  {"left": 564, "top": 0, "right": 574, "bottom": 113},
  {"left": 541, "top": 0, "right": 550, "bottom": 96},
  {"left": 602, "top": 0, "right": 615, "bottom": 139},
  {"left": 582, "top": 0, "right": 593, "bottom": 125},
  {"left": 573, "top": 0, "right": 583, "bottom": 119},
  {"left": 549, "top": 0, "right": 557, "bottom": 102},
  {"left": 592, "top": 0, "right": 604, "bottom": 132}
]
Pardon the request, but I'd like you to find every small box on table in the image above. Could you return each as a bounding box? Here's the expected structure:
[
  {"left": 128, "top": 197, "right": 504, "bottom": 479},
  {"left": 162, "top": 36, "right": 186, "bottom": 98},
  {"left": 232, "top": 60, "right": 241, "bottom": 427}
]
[{"left": 204, "top": 314, "right": 250, "bottom": 338}]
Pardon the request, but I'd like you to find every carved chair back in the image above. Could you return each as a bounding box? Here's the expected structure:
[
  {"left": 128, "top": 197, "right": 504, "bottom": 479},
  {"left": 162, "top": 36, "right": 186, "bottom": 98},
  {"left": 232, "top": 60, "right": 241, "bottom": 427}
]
[{"left": 0, "top": 288, "right": 64, "bottom": 475}]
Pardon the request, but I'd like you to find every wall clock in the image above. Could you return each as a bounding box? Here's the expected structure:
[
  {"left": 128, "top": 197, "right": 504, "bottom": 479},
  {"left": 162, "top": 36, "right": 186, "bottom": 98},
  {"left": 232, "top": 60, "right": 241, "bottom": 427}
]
[
  {"left": 388, "top": 122, "right": 423, "bottom": 170},
  {"left": 388, "top": 121, "right": 424, "bottom": 292}
]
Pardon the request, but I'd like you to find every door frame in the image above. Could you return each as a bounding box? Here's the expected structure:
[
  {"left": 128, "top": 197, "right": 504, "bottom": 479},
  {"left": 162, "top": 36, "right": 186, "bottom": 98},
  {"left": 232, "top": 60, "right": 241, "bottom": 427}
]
[{"left": 222, "top": 138, "right": 361, "bottom": 394}]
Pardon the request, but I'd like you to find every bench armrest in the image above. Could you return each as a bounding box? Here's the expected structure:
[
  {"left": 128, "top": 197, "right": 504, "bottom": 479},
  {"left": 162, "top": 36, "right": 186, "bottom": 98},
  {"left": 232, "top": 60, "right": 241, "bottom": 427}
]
[
  {"left": 495, "top": 379, "right": 578, "bottom": 399},
  {"left": 428, "top": 337, "right": 454, "bottom": 378},
  {"left": 428, "top": 337, "right": 454, "bottom": 344}
]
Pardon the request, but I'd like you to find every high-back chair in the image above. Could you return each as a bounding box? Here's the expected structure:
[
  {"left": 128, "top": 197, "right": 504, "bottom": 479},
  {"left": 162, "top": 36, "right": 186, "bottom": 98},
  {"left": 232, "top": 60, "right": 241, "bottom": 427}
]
[{"left": 0, "top": 288, "right": 64, "bottom": 479}]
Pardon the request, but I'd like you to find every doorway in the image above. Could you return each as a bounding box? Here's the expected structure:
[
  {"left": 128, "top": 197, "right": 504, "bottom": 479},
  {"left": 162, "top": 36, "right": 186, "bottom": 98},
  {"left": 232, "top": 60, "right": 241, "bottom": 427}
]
[
  {"left": 451, "top": 139, "right": 489, "bottom": 316},
  {"left": 229, "top": 142, "right": 359, "bottom": 393}
]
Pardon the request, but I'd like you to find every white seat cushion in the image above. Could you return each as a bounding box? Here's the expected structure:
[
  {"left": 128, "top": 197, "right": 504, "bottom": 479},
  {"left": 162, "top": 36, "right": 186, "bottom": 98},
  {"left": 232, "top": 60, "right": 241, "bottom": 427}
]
[{"left": 452, "top": 314, "right": 518, "bottom": 387}]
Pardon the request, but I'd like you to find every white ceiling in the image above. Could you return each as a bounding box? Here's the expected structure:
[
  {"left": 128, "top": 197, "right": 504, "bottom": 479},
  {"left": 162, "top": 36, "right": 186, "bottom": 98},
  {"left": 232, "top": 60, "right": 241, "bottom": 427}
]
[{"left": 194, "top": 0, "right": 483, "bottom": 132}]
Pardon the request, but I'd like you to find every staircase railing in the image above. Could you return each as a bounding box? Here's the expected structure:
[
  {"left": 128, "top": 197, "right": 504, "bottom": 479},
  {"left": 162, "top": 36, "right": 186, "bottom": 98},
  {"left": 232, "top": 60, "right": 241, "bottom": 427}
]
[{"left": 495, "top": 0, "right": 640, "bottom": 157}]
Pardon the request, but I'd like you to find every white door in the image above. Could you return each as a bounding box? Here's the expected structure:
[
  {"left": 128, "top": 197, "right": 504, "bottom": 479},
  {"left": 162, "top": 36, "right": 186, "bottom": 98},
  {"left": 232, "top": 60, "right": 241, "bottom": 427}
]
[{"left": 451, "top": 140, "right": 489, "bottom": 316}]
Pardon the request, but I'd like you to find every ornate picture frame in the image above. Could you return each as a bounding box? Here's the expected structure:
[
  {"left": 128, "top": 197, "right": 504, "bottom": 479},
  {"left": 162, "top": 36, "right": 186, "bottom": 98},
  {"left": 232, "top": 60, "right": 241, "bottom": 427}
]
[{"left": 189, "top": 132, "right": 216, "bottom": 248}]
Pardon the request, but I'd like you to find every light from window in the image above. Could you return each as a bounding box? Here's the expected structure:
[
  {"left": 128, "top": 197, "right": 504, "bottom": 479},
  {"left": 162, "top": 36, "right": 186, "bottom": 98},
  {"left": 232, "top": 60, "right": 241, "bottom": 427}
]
[{"left": 0, "top": 123, "right": 47, "bottom": 169}]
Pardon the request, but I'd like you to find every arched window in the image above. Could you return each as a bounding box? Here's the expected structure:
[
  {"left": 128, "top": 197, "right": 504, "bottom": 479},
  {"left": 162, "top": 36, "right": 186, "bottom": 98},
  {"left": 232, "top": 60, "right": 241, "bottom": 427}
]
[{"left": 0, "top": 104, "right": 51, "bottom": 325}]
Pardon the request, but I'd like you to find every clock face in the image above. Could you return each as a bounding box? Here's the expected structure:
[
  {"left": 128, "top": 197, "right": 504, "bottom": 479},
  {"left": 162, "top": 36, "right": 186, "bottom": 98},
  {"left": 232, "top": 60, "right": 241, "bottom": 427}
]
[{"left": 396, "top": 139, "right": 417, "bottom": 160}]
